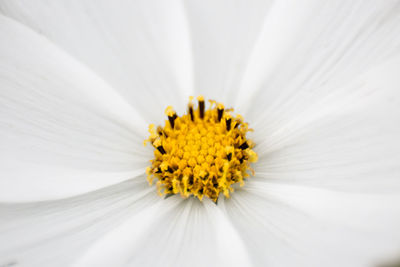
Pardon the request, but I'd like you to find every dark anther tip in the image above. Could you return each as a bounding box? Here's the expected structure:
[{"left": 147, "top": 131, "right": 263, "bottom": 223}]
[
  {"left": 226, "top": 118, "right": 232, "bottom": 131},
  {"left": 217, "top": 108, "right": 224, "bottom": 122},
  {"left": 189, "top": 106, "right": 194, "bottom": 121},
  {"left": 238, "top": 142, "right": 249, "bottom": 150},
  {"left": 168, "top": 114, "right": 177, "bottom": 128},
  {"left": 157, "top": 145, "right": 166, "bottom": 154},
  {"left": 199, "top": 100, "right": 205, "bottom": 119}
]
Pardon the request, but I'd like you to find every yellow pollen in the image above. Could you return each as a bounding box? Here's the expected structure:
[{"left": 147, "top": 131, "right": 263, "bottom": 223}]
[{"left": 145, "top": 96, "right": 258, "bottom": 202}]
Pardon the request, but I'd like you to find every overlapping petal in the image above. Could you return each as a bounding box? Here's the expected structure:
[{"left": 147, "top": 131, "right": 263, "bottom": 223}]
[
  {"left": 224, "top": 49, "right": 400, "bottom": 267},
  {"left": 0, "top": 15, "right": 149, "bottom": 201},
  {"left": 218, "top": 1, "right": 400, "bottom": 265},
  {"left": 0, "top": 179, "right": 158, "bottom": 267},
  {"left": 238, "top": 0, "right": 400, "bottom": 120},
  {"left": 224, "top": 185, "right": 400, "bottom": 267},
  {"left": 0, "top": 0, "right": 194, "bottom": 122},
  {"left": 253, "top": 54, "right": 400, "bottom": 193},
  {"left": 74, "top": 197, "right": 251, "bottom": 267},
  {"left": 184, "top": 0, "right": 273, "bottom": 105}
]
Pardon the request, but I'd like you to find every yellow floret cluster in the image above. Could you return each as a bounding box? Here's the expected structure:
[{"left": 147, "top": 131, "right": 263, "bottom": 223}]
[{"left": 145, "top": 96, "right": 257, "bottom": 202}]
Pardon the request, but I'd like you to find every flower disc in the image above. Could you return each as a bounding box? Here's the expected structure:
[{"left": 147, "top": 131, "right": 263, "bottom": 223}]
[{"left": 145, "top": 96, "right": 257, "bottom": 202}]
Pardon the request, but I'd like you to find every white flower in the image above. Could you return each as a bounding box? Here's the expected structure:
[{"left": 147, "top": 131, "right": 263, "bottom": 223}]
[{"left": 1, "top": 1, "right": 400, "bottom": 266}]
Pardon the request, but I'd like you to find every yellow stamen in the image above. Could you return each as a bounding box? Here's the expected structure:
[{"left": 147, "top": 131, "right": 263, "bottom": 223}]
[{"left": 145, "top": 96, "right": 258, "bottom": 202}]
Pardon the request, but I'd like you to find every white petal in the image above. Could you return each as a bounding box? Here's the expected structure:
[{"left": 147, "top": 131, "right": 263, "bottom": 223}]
[
  {"left": 74, "top": 197, "right": 251, "bottom": 267},
  {"left": 184, "top": 0, "right": 273, "bottom": 105},
  {"left": 253, "top": 54, "right": 400, "bottom": 193},
  {"left": 226, "top": 3, "right": 400, "bottom": 264},
  {"left": 0, "top": 0, "right": 194, "bottom": 121},
  {"left": 71, "top": 197, "right": 178, "bottom": 267},
  {"left": 207, "top": 201, "right": 252, "bottom": 267},
  {"left": 0, "top": 179, "right": 159, "bottom": 267},
  {"left": 223, "top": 185, "right": 400, "bottom": 267},
  {"left": 237, "top": 0, "right": 400, "bottom": 115},
  {"left": 0, "top": 15, "right": 150, "bottom": 201}
]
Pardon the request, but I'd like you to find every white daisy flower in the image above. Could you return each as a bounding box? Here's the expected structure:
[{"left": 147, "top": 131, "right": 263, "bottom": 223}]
[{"left": 1, "top": 0, "right": 400, "bottom": 267}]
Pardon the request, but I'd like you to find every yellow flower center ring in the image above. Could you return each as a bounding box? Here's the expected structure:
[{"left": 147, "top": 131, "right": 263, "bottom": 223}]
[{"left": 145, "top": 96, "right": 258, "bottom": 202}]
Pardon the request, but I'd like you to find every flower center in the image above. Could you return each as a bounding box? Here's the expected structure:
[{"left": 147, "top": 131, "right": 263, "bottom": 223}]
[{"left": 145, "top": 96, "right": 258, "bottom": 202}]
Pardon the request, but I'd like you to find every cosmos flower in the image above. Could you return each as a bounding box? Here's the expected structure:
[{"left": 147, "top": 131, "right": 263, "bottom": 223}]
[{"left": 1, "top": 0, "right": 400, "bottom": 266}]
